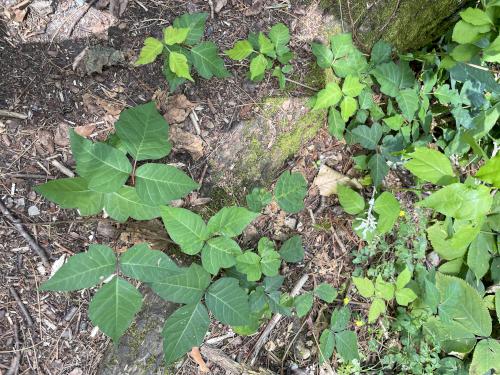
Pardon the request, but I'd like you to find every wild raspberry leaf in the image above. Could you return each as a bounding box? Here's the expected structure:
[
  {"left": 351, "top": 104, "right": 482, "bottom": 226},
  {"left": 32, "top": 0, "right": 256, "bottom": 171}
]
[
  {"left": 162, "top": 302, "right": 210, "bottom": 364},
  {"left": 426, "top": 220, "right": 478, "bottom": 260},
  {"left": 268, "top": 23, "right": 290, "bottom": 56},
  {"left": 436, "top": 272, "right": 492, "bottom": 337},
  {"left": 163, "top": 26, "right": 189, "bottom": 45},
  {"left": 342, "top": 75, "right": 365, "bottom": 97},
  {"left": 160, "top": 206, "right": 208, "bottom": 255},
  {"left": 475, "top": 154, "right": 500, "bottom": 187},
  {"left": 235, "top": 251, "right": 262, "bottom": 281},
  {"left": 352, "top": 277, "right": 375, "bottom": 299},
  {"left": 150, "top": 263, "right": 211, "bottom": 304},
  {"left": 70, "top": 130, "right": 132, "bottom": 193},
  {"left": 249, "top": 54, "right": 268, "bottom": 80},
  {"left": 330, "top": 306, "right": 351, "bottom": 332},
  {"left": 340, "top": 96, "right": 358, "bottom": 121},
  {"left": 201, "top": 236, "right": 242, "bottom": 275},
  {"left": 470, "top": 339, "right": 500, "bottom": 375},
  {"left": 319, "top": 329, "right": 335, "bottom": 364},
  {"left": 205, "top": 277, "right": 251, "bottom": 326},
  {"left": 279, "top": 235, "right": 304, "bottom": 263},
  {"left": 35, "top": 177, "right": 104, "bottom": 216},
  {"left": 395, "top": 88, "right": 419, "bottom": 122},
  {"left": 40, "top": 244, "right": 116, "bottom": 291},
  {"left": 225, "top": 40, "right": 254, "bottom": 60},
  {"left": 368, "top": 153, "right": 389, "bottom": 187},
  {"left": 423, "top": 317, "right": 476, "bottom": 354},
  {"left": 135, "top": 163, "right": 198, "bottom": 206},
  {"left": 371, "top": 61, "right": 415, "bottom": 97},
  {"left": 373, "top": 192, "right": 400, "bottom": 234},
  {"left": 258, "top": 32, "right": 276, "bottom": 58},
  {"left": 328, "top": 107, "right": 346, "bottom": 141},
  {"left": 103, "top": 186, "right": 161, "bottom": 222},
  {"left": 88, "top": 276, "right": 143, "bottom": 342},
  {"left": 173, "top": 12, "right": 208, "bottom": 45},
  {"left": 274, "top": 171, "right": 307, "bottom": 213},
  {"left": 294, "top": 292, "right": 313, "bottom": 317},
  {"left": 120, "top": 243, "right": 179, "bottom": 283},
  {"left": 169, "top": 51, "right": 194, "bottom": 81},
  {"left": 404, "top": 147, "right": 457, "bottom": 186},
  {"left": 314, "top": 283, "right": 337, "bottom": 303},
  {"left": 311, "top": 42, "right": 333, "bottom": 69},
  {"left": 351, "top": 123, "right": 383, "bottom": 150},
  {"left": 418, "top": 183, "right": 492, "bottom": 219},
  {"left": 312, "top": 82, "right": 342, "bottom": 110},
  {"left": 334, "top": 330, "right": 359, "bottom": 362},
  {"left": 206, "top": 206, "right": 259, "bottom": 237},
  {"left": 368, "top": 297, "right": 385, "bottom": 323},
  {"left": 190, "top": 41, "right": 231, "bottom": 79},
  {"left": 337, "top": 184, "right": 365, "bottom": 215},
  {"left": 135, "top": 37, "right": 163, "bottom": 66},
  {"left": 114, "top": 102, "right": 171, "bottom": 161},
  {"left": 246, "top": 187, "right": 272, "bottom": 212},
  {"left": 370, "top": 40, "right": 392, "bottom": 66}
]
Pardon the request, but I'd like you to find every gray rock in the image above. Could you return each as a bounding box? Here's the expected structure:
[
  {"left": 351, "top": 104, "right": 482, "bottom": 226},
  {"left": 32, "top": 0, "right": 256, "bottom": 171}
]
[{"left": 28, "top": 205, "right": 40, "bottom": 216}]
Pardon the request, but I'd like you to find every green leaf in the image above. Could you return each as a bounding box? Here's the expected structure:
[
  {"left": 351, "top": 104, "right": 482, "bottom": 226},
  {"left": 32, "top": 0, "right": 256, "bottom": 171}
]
[
  {"left": 269, "top": 23, "right": 290, "bottom": 56},
  {"left": 342, "top": 75, "right": 364, "bottom": 97},
  {"left": 470, "top": 339, "right": 500, "bottom": 375},
  {"left": 313, "top": 82, "right": 342, "bottom": 110},
  {"left": 434, "top": 84, "right": 462, "bottom": 106},
  {"left": 160, "top": 206, "right": 207, "bottom": 255},
  {"left": 103, "top": 186, "right": 161, "bottom": 222},
  {"left": 368, "top": 298, "right": 386, "bottom": 323},
  {"left": 427, "top": 221, "right": 478, "bottom": 260},
  {"left": 246, "top": 187, "right": 272, "bottom": 212},
  {"left": 373, "top": 192, "right": 400, "bottom": 234},
  {"left": 405, "top": 147, "right": 457, "bottom": 185},
  {"left": 340, "top": 96, "right": 358, "bottom": 121},
  {"left": 135, "top": 163, "right": 198, "bottom": 205},
  {"left": 382, "top": 114, "right": 404, "bottom": 131},
  {"left": 260, "top": 248, "right": 281, "bottom": 277},
  {"left": 450, "top": 44, "right": 480, "bottom": 62},
  {"left": 70, "top": 130, "right": 132, "bottom": 193},
  {"left": 330, "top": 306, "right": 351, "bottom": 332},
  {"left": 274, "top": 171, "right": 307, "bottom": 213},
  {"left": 162, "top": 302, "right": 209, "bottom": 364},
  {"left": 334, "top": 330, "right": 359, "bottom": 361},
  {"left": 294, "top": 292, "right": 313, "bottom": 317},
  {"left": 35, "top": 177, "right": 104, "bottom": 216},
  {"left": 496, "top": 290, "right": 500, "bottom": 322},
  {"left": 236, "top": 251, "right": 262, "bottom": 281},
  {"left": 88, "top": 276, "right": 143, "bottom": 342},
  {"left": 40, "top": 244, "right": 115, "bottom": 291},
  {"left": 225, "top": 40, "right": 254, "bottom": 60},
  {"left": 395, "top": 268, "right": 412, "bottom": 290},
  {"left": 169, "top": 51, "right": 194, "bottom": 81},
  {"left": 371, "top": 61, "right": 414, "bottom": 97},
  {"left": 423, "top": 317, "right": 476, "bottom": 354},
  {"left": 191, "top": 41, "right": 230, "bottom": 79},
  {"left": 135, "top": 37, "right": 163, "bottom": 65},
  {"left": 375, "top": 275, "right": 394, "bottom": 301},
  {"left": 205, "top": 277, "right": 250, "bottom": 325},
  {"left": 419, "top": 183, "right": 492, "bottom": 219},
  {"left": 351, "top": 123, "right": 383, "bottom": 150},
  {"left": 207, "top": 206, "right": 259, "bottom": 237},
  {"left": 163, "top": 26, "right": 189, "bottom": 45},
  {"left": 452, "top": 21, "right": 490, "bottom": 44},
  {"left": 368, "top": 154, "right": 389, "bottom": 187},
  {"left": 370, "top": 40, "right": 392, "bottom": 65},
  {"left": 120, "top": 243, "right": 178, "bottom": 282},
  {"left": 358, "top": 88, "right": 374, "bottom": 109},
  {"left": 395, "top": 89, "right": 419, "bottom": 122},
  {"left": 202, "top": 236, "right": 242, "bottom": 275},
  {"left": 249, "top": 54, "right": 268, "bottom": 80},
  {"left": 460, "top": 8, "right": 492, "bottom": 26},
  {"left": 312, "top": 42, "right": 333, "bottom": 68},
  {"left": 436, "top": 272, "right": 492, "bottom": 336},
  {"left": 328, "top": 107, "right": 346, "bottom": 140},
  {"left": 319, "top": 329, "right": 335, "bottom": 364},
  {"left": 172, "top": 12, "right": 208, "bottom": 45},
  {"left": 467, "top": 240, "right": 491, "bottom": 281},
  {"left": 115, "top": 102, "right": 171, "bottom": 161},
  {"left": 476, "top": 154, "right": 500, "bottom": 187},
  {"left": 151, "top": 263, "right": 211, "bottom": 304},
  {"left": 314, "top": 283, "right": 338, "bottom": 303},
  {"left": 258, "top": 32, "right": 275, "bottom": 58},
  {"left": 337, "top": 184, "right": 365, "bottom": 215},
  {"left": 279, "top": 235, "right": 304, "bottom": 263},
  {"left": 395, "top": 288, "right": 418, "bottom": 306},
  {"left": 330, "top": 33, "right": 354, "bottom": 58},
  {"left": 483, "top": 35, "right": 500, "bottom": 63},
  {"left": 352, "top": 277, "right": 374, "bottom": 298}
]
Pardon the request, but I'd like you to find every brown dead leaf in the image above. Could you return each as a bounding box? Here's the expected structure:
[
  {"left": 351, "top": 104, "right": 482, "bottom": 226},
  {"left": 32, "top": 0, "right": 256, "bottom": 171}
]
[
  {"left": 36, "top": 130, "right": 55, "bottom": 155},
  {"left": 82, "top": 93, "right": 123, "bottom": 116},
  {"left": 74, "top": 124, "right": 96, "bottom": 138},
  {"left": 170, "top": 127, "right": 204, "bottom": 161},
  {"left": 245, "top": 0, "right": 263, "bottom": 16},
  {"left": 313, "top": 165, "right": 362, "bottom": 196},
  {"left": 214, "top": 0, "right": 227, "bottom": 13},
  {"left": 54, "top": 123, "right": 70, "bottom": 146},
  {"left": 164, "top": 94, "right": 194, "bottom": 124},
  {"left": 13, "top": 8, "right": 27, "bottom": 22},
  {"left": 190, "top": 347, "right": 209, "bottom": 373}
]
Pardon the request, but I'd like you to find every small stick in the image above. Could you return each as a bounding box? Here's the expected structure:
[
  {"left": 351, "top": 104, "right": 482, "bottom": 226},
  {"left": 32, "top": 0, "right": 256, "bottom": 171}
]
[
  {"left": 0, "top": 109, "right": 28, "bottom": 119},
  {"left": 9, "top": 287, "right": 34, "bottom": 327},
  {"left": 50, "top": 160, "right": 74, "bottom": 177},
  {"left": 0, "top": 199, "right": 50, "bottom": 267},
  {"left": 207, "top": 0, "right": 215, "bottom": 18},
  {"left": 189, "top": 111, "right": 201, "bottom": 135},
  {"left": 6, "top": 321, "right": 21, "bottom": 375},
  {"left": 249, "top": 274, "right": 309, "bottom": 366},
  {"left": 3, "top": 173, "right": 54, "bottom": 180},
  {"left": 190, "top": 347, "right": 209, "bottom": 373}
]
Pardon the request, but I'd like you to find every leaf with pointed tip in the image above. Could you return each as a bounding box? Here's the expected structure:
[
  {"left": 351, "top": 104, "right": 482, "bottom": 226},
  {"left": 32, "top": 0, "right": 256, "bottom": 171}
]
[
  {"left": 294, "top": 292, "right": 313, "bottom": 317},
  {"left": 163, "top": 26, "right": 189, "bottom": 45},
  {"left": 371, "top": 61, "right": 415, "bottom": 97},
  {"left": 404, "top": 148, "right": 457, "bottom": 185},
  {"left": 475, "top": 154, "right": 500, "bottom": 187},
  {"left": 395, "top": 89, "right": 419, "bottom": 122},
  {"left": 351, "top": 123, "right": 383, "bottom": 150},
  {"left": 313, "top": 82, "right": 342, "bottom": 110},
  {"left": 135, "top": 37, "right": 163, "bottom": 65},
  {"left": 88, "top": 277, "right": 143, "bottom": 342},
  {"left": 337, "top": 184, "right": 365, "bottom": 215},
  {"left": 70, "top": 130, "right": 132, "bottom": 193},
  {"left": 328, "top": 107, "right": 346, "bottom": 140},
  {"left": 352, "top": 277, "right": 375, "bottom": 298},
  {"left": 249, "top": 54, "right": 268, "bottom": 80},
  {"left": 236, "top": 251, "right": 262, "bottom": 281},
  {"left": 173, "top": 12, "right": 208, "bottom": 45},
  {"left": 260, "top": 248, "right": 281, "bottom": 277},
  {"left": 207, "top": 206, "right": 259, "bottom": 237},
  {"left": 162, "top": 302, "right": 210, "bottom": 364},
  {"left": 201, "top": 236, "right": 242, "bottom": 275},
  {"left": 340, "top": 96, "right": 358, "bottom": 121},
  {"left": 225, "top": 40, "right": 254, "bottom": 60},
  {"left": 315, "top": 283, "right": 337, "bottom": 303},
  {"left": 342, "top": 75, "right": 364, "bottom": 97},
  {"left": 311, "top": 42, "right": 333, "bottom": 68},
  {"left": 205, "top": 277, "right": 250, "bottom": 326},
  {"left": 470, "top": 339, "right": 500, "bottom": 375},
  {"left": 115, "top": 102, "right": 171, "bottom": 161},
  {"left": 169, "top": 51, "right": 193, "bottom": 81},
  {"left": 274, "top": 171, "right": 307, "bottom": 213},
  {"left": 373, "top": 192, "right": 400, "bottom": 234},
  {"left": 279, "top": 235, "right": 304, "bottom": 263},
  {"left": 269, "top": 23, "right": 290, "bottom": 56},
  {"left": 368, "top": 154, "right": 389, "bottom": 187},
  {"left": 370, "top": 40, "right": 392, "bottom": 65},
  {"left": 191, "top": 41, "right": 230, "bottom": 79},
  {"left": 103, "top": 186, "right": 161, "bottom": 222},
  {"left": 319, "top": 329, "right": 335, "bottom": 363},
  {"left": 258, "top": 32, "right": 275, "bottom": 58},
  {"left": 120, "top": 243, "right": 178, "bottom": 282},
  {"left": 334, "top": 330, "right": 359, "bottom": 361},
  {"left": 40, "top": 244, "right": 116, "bottom": 291},
  {"left": 135, "top": 163, "right": 198, "bottom": 206}
]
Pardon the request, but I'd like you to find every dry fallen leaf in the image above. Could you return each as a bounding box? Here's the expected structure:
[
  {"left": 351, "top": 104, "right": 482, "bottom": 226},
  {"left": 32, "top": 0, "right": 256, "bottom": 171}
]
[
  {"left": 54, "top": 123, "right": 70, "bottom": 146},
  {"left": 190, "top": 347, "right": 209, "bottom": 373},
  {"left": 214, "top": 0, "right": 227, "bottom": 13},
  {"left": 82, "top": 93, "right": 123, "bottom": 116},
  {"left": 74, "top": 124, "right": 96, "bottom": 138},
  {"left": 245, "top": 0, "right": 263, "bottom": 16},
  {"left": 164, "top": 94, "right": 194, "bottom": 124},
  {"left": 170, "top": 127, "right": 204, "bottom": 161},
  {"left": 313, "top": 165, "right": 362, "bottom": 196}
]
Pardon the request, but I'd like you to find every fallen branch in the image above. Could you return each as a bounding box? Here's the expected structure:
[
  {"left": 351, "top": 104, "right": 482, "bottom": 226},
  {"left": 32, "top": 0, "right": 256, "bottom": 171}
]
[
  {"left": 249, "top": 274, "right": 309, "bottom": 366},
  {"left": 0, "top": 199, "right": 50, "bottom": 267},
  {"left": 6, "top": 320, "right": 20, "bottom": 375},
  {"left": 0, "top": 109, "right": 28, "bottom": 119},
  {"left": 201, "top": 346, "right": 276, "bottom": 375},
  {"left": 9, "top": 287, "right": 34, "bottom": 327}
]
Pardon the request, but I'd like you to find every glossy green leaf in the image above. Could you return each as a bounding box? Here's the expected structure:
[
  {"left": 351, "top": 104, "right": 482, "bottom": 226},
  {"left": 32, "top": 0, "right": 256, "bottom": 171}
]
[
  {"left": 383, "top": 114, "right": 404, "bottom": 130},
  {"left": 205, "top": 277, "right": 250, "bottom": 326},
  {"left": 279, "top": 235, "right": 304, "bottom": 263},
  {"left": 259, "top": 246, "right": 281, "bottom": 277},
  {"left": 225, "top": 40, "right": 254, "bottom": 60},
  {"left": 135, "top": 37, "right": 163, "bottom": 65},
  {"left": 460, "top": 8, "right": 492, "bottom": 25},
  {"left": 311, "top": 42, "right": 333, "bottom": 68},
  {"left": 371, "top": 61, "right": 414, "bottom": 97},
  {"left": 476, "top": 154, "right": 500, "bottom": 187},
  {"left": 314, "top": 283, "right": 338, "bottom": 303},
  {"left": 258, "top": 32, "right": 275, "bottom": 58},
  {"left": 274, "top": 171, "right": 307, "bottom": 213},
  {"left": 313, "top": 82, "right": 343, "bottom": 110},
  {"left": 405, "top": 147, "right": 457, "bottom": 185},
  {"left": 342, "top": 75, "right": 364, "bottom": 97},
  {"left": 352, "top": 277, "right": 375, "bottom": 298},
  {"left": 483, "top": 35, "right": 500, "bottom": 63},
  {"left": 427, "top": 220, "right": 478, "bottom": 260},
  {"left": 375, "top": 275, "right": 395, "bottom": 301},
  {"left": 368, "top": 153, "right": 389, "bottom": 187},
  {"left": 269, "top": 23, "right": 290, "bottom": 55},
  {"left": 207, "top": 206, "right": 259, "bottom": 237},
  {"left": 340, "top": 96, "right": 358, "bottom": 121},
  {"left": 201, "top": 236, "right": 242, "bottom": 275},
  {"left": 452, "top": 21, "right": 490, "bottom": 44},
  {"left": 249, "top": 54, "right": 268, "bottom": 80},
  {"left": 163, "top": 26, "right": 189, "bottom": 45},
  {"left": 395, "top": 268, "right": 412, "bottom": 290},
  {"left": 169, "top": 51, "right": 193, "bottom": 81},
  {"left": 191, "top": 41, "right": 230, "bottom": 79},
  {"left": 103, "top": 186, "right": 161, "bottom": 222},
  {"left": 337, "top": 184, "right": 365, "bottom": 215},
  {"left": 374, "top": 192, "right": 400, "bottom": 234},
  {"left": 172, "top": 12, "right": 208, "bottom": 45},
  {"left": 395, "top": 287, "right": 418, "bottom": 306},
  {"left": 467, "top": 240, "right": 491, "bottom": 281},
  {"left": 370, "top": 40, "right": 392, "bottom": 65}
]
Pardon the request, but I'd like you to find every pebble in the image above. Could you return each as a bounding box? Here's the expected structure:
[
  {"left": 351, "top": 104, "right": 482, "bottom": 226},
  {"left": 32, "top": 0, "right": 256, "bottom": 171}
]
[
  {"left": 28, "top": 205, "right": 40, "bottom": 216},
  {"left": 284, "top": 217, "right": 297, "bottom": 229}
]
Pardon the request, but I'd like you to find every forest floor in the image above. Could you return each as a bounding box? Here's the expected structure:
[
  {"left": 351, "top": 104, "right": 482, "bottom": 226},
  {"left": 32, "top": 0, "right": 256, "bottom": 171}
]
[{"left": 0, "top": 1, "right": 411, "bottom": 374}]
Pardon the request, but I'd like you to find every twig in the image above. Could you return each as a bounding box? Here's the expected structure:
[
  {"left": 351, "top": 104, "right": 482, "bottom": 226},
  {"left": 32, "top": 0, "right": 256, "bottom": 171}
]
[
  {"left": 0, "top": 109, "right": 28, "bottom": 119},
  {"left": 190, "top": 347, "right": 209, "bottom": 373},
  {"left": 9, "top": 287, "right": 34, "bottom": 327},
  {"left": 6, "top": 320, "right": 20, "bottom": 375},
  {"left": 0, "top": 199, "right": 50, "bottom": 267},
  {"left": 284, "top": 77, "right": 318, "bottom": 92},
  {"left": 3, "top": 173, "right": 54, "bottom": 180},
  {"left": 50, "top": 160, "right": 74, "bottom": 177},
  {"left": 201, "top": 346, "right": 276, "bottom": 375},
  {"left": 207, "top": 0, "right": 214, "bottom": 18},
  {"left": 189, "top": 110, "right": 201, "bottom": 135},
  {"left": 249, "top": 274, "right": 309, "bottom": 366},
  {"left": 67, "top": 0, "right": 98, "bottom": 36}
]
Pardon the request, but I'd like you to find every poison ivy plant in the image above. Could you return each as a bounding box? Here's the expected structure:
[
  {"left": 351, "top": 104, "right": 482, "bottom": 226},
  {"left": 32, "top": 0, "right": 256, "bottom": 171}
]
[
  {"left": 135, "top": 13, "right": 230, "bottom": 91},
  {"left": 226, "top": 23, "right": 294, "bottom": 88}
]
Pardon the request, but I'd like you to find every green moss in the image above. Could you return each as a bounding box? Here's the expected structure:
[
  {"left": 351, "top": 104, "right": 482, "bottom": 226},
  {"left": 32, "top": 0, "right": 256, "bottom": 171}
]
[{"left": 199, "top": 186, "right": 242, "bottom": 220}]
